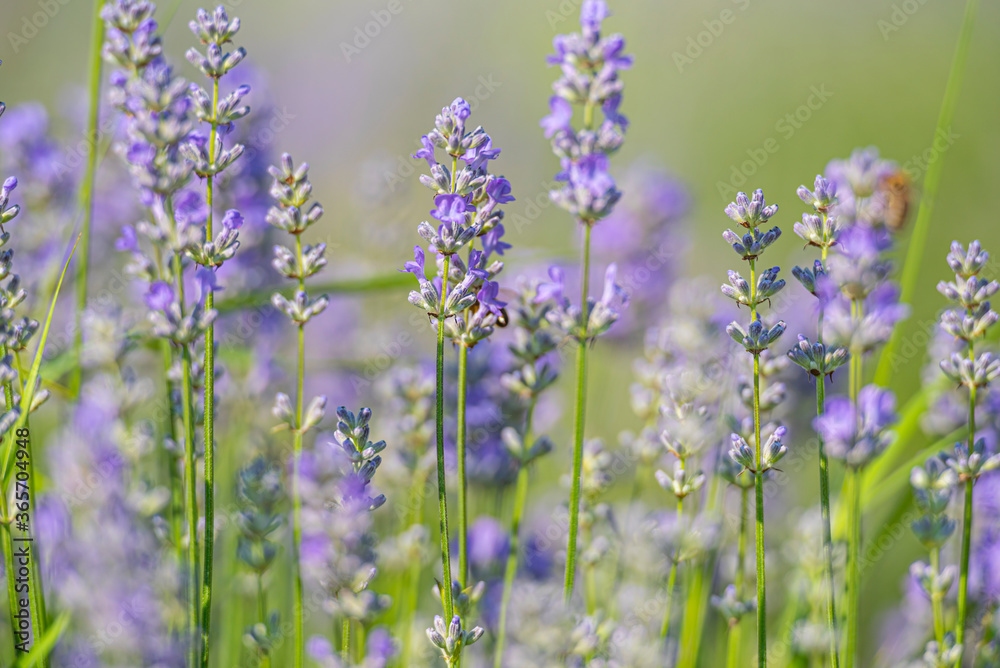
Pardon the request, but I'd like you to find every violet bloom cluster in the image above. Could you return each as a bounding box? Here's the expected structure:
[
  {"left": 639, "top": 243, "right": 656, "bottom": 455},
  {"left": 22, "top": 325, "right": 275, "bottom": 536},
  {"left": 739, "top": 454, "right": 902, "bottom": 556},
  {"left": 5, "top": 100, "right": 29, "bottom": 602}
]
[
  {"left": 0, "top": 103, "right": 78, "bottom": 272},
  {"left": 820, "top": 226, "right": 908, "bottom": 360},
  {"left": 43, "top": 315, "right": 182, "bottom": 666},
  {"left": 937, "top": 241, "right": 1000, "bottom": 410},
  {"left": 182, "top": 6, "right": 250, "bottom": 274},
  {"left": 299, "top": 408, "right": 391, "bottom": 624},
  {"left": 266, "top": 154, "right": 329, "bottom": 329},
  {"left": 404, "top": 97, "right": 512, "bottom": 346},
  {"left": 814, "top": 385, "right": 897, "bottom": 468},
  {"left": 0, "top": 167, "right": 45, "bottom": 410},
  {"left": 542, "top": 0, "right": 631, "bottom": 223},
  {"left": 592, "top": 163, "right": 690, "bottom": 336},
  {"left": 103, "top": 2, "right": 236, "bottom": 342},
  {"left": 824, "top": 147, "right": 901, "bottom": 230},
  {"left": 536, "top": 262, "right": 629, "bottom": 341},
  {"left": 720, "top": 190, "right": 789, "bottom": 474},
  {"left": 817, "top": 148, "right": 909, "bottom": 357}
]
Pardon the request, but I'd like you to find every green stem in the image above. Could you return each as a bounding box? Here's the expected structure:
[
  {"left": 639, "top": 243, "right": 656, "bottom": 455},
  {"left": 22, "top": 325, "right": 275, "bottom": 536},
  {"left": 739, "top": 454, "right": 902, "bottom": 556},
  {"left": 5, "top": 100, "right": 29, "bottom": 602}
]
[
  {"left": 456, "top": 344, "right": 469, "bottom": 589},
  {"left": 678, "top": 557, "right": 708, "bottom": 667},
  {"left": 354, "top": 620, "right": 366, "bottom": 664},
  {"left": 494, "top": 399, "right": 536, "bottom": 668},
  {"left": 167, "top": 197, "right": 200, "bottom": 667},
  {"left": 71, "top": 0, "right": 105, "bottom": 398},
  {"left": 159, "top": 337, "right": 183, "bottom": 565},
  {"left": 257, "top": 573, "right": 271, "bottom": 668},
  {"left": 291, "top": 325, "right": 305, "bottom": 668},
  {"left": 342, "top": 617, "right": 350, "bottom": 664},
  {"left": 399, "top": 466, "right": 429, "bottom": 668},
  {"left": 181, "top": 344, "right": 199, "bottom": 666},
  {"left": 845, "top": 468, "right": 861, "bottom": 668},
  {"left": 874, "top": 0, "right": 979, "bottom": 387},
  {"left": 436, "top": 255, "right": 455, "bottom": 620},
  {"left": 292, "top": 229, "right": 307, "bottom": 668},
  {"left": 585, "top": 530, "right": 597, "bottom": 617},
  {"left": 726, "top": 487, "right": 749, "bottom": 668},
  {"left": 564, "top": 222, "right": 592, "bottom": 603},
  {"left": 748, "top": 257, "right": 767, "bottom": 667},
  {"left": 660, "top": 497, "right": 683, "bottom": 640},
  {"left": 845, "top": 296, "right": 862, "bottom": 668},
  {"left": 930, "top": 549, "right": 946, "bottom": 645},
  {"left": 200, "top": 74, "right": 220, "bottom": 668},
  {"left": 815, "top": 242, "right": 840, "bottom": 668},
  {"left": 956, "top": 478, "right": 974, "bottom": 662},
  {"left": 610, "top": 459, "right": 646, "bottom": 609},
  {"left": 816, "top": 376, "right": 840, "bottom": 668},
  {"left": 955, "top": 333, "right": 977, "bottom": 666}
]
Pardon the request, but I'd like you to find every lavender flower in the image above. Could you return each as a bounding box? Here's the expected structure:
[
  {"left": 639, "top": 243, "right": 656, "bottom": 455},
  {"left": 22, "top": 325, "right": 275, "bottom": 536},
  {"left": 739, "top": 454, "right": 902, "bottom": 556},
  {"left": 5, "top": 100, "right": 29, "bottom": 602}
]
[
  {"left": 720, "top": 188, "right": 787, "bottom": 662},
  {"left": 814, "top": 385, "right": 896, "bottom": 468},
  {"left": 300, "top": 409, "right": 390, "bottom": 624}
]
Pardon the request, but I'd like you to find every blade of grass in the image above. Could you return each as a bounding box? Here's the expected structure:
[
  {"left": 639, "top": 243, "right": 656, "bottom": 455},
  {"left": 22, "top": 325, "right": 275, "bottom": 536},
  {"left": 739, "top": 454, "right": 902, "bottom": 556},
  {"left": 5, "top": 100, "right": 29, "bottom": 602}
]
[
  {"left": 213, "top": 273, "right": 413, "bottom": 314},
  {"left": 0, "top": 235, "right": 80, "bottom": 489},
  {"left": 874, "top": 0, "right": 979, "bottom": 387},
  {"left": 12, "top": 611, "right": 68, "bottom": 668},
  {"left": 70, "top": 0, "right": 106, "bottom": 398}
]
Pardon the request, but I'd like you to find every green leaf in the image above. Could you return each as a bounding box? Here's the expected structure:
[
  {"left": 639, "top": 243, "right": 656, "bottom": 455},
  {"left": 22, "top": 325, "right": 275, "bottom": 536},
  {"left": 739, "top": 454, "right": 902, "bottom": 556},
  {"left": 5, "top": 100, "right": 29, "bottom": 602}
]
[
  {"left": 13, "top": 611, "right": 69, "bottom": 668},
  {"left": 0, "top": 235, "right": 80, "bottom": 490}
]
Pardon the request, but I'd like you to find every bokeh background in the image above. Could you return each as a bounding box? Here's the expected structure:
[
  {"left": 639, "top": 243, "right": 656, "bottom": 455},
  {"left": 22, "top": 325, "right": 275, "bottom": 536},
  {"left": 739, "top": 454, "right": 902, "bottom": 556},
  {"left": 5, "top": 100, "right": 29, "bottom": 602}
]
[{"left": 0, "top": 0, "right": 998, "bottom": 663}]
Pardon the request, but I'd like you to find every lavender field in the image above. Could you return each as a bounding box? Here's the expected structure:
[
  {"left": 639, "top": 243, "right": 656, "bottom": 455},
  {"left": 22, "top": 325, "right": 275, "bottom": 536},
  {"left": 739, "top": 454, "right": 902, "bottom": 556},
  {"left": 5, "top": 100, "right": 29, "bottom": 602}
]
[{"left": 0, "top": 0, "right": 997, "bottom": 666}]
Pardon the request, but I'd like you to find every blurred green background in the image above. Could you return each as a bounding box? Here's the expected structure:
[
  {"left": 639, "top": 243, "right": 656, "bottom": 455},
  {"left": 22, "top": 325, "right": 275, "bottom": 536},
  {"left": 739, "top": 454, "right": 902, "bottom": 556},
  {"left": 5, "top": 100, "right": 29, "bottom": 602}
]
[
  {"left": 1, "top": 0, "right": 998, "bottom": 662},
  {"left": 1, "top": 0, "right": 997, "bottom": 391}
]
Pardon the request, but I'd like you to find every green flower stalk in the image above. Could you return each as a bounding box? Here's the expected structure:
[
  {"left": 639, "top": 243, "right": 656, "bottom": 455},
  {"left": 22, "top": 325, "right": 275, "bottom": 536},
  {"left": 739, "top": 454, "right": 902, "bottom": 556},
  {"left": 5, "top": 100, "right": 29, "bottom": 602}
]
[
  {"left": 266, "top": 154, "right": 330, "bottom": 668},
  {"left": 404, "top": 97, "right": 516, "bottom": 665},
  {"left": 537, "top": 0, "right": 631, "bottom": 603},
  {"left": 789, "top": 174, "right": 846, "bottom": 668},
  {"left": 494, "top": 283, "right": 558, "bottom": 667},
  {"left": 184, "top": 7, "right": 250, "bottom": 664},
  {"left": 934, "top": 241, "right": 1000, "bottom": 664},
  {"left": 720, "top": 189, "right": 788, "bottom": 667}
]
